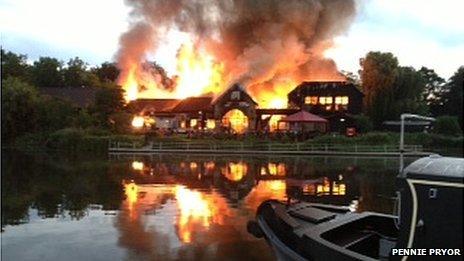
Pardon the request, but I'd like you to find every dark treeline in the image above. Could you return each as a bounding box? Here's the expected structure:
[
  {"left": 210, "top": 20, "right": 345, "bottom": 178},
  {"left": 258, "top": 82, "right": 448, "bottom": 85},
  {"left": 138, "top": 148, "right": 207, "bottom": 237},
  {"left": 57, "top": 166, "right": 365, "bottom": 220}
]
[
  {"left": 1, "top": 49, "right": 463, "bottom": 148},
  {"left": 1, "top": 49, "right": 131, "bottom": 146},
  {"left": 360, "top": 51, "right": 463, "bottom": 134}
]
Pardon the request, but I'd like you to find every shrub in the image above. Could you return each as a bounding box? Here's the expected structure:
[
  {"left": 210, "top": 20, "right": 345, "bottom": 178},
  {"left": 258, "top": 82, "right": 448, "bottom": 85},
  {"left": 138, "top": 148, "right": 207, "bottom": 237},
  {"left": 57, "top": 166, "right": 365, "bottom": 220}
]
[
  {"left": 47, "top": 128, "right": 85, "bottom": 151},
  {"left": 433, "top": 116, "right": 462, "bottom": 136},
  {"left": 356, "top": 132, "right": 396, "bottom": 145},
  {"left": 353, "top": 114, "right": 373, "bottom": 133}
]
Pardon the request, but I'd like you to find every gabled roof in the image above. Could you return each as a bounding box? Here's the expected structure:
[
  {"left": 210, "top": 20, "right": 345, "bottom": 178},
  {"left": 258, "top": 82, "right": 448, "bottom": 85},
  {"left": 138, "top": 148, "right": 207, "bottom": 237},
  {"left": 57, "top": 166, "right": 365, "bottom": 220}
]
[
  {"left": 172, "top": 96, "right": 213, "bottom": 113},
  {"left": 280, "top": 110, "right": 328, "bottom": 123},
  {"left": 212, "top": 83, "right": 258, "bottom": 105},
  {"left": 128, "top": 99, "right": 181, "bottom": 114},
  {"left": 38, "top": 86, "right": 98, "bottom": 107}
]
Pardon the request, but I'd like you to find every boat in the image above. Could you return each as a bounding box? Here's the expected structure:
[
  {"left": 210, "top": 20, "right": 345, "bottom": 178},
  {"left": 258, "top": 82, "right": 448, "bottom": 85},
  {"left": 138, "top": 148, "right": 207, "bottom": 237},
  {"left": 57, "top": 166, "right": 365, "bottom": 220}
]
[{"left": 248, "top": 155, "right": 464, "bottom": 260}]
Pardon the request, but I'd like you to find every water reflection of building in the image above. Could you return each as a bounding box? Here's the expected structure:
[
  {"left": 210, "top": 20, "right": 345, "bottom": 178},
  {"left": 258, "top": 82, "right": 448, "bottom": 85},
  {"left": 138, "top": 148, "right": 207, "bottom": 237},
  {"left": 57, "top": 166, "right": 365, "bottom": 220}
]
[
  {"left": 124, "top": 156, "right": 363, "bottom": 208},
  {"left": 285, "top": 166, "right": 359, "bottom": 206},
  {"left": 214, "top": 162, "right": 257, "bottom": 203}
]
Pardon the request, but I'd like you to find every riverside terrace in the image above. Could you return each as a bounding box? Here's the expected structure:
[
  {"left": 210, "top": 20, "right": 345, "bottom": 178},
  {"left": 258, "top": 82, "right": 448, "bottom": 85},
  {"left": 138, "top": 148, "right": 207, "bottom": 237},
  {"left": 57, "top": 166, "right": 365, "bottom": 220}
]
[{"left": 127, "top": 82, "right": 364, "bottom": 134}]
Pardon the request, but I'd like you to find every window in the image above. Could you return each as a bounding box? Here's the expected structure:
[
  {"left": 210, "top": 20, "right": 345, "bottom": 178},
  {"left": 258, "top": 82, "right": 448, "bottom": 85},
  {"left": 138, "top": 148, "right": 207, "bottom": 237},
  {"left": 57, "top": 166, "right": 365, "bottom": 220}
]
[
  {"left": 190, "top": 119, "right": 198, "bottom": 127},
  {"left": 305, "top": 96, "right": 318, "bottom": 105},
  {"left": 319, "top": 96, "right": 333, "bottom": 105},
  {"left": 335, "top": 96, "right": 349, "bottom": 105},
  {"left": 206, "top": 119, "right": 216, "bottom": 129}
]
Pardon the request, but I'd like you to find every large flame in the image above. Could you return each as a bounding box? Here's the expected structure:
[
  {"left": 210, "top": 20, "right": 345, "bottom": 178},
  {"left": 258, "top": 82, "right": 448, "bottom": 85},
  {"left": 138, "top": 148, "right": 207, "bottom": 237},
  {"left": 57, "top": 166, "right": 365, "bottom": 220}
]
[
  {"left": 116, "top": 0, "right": 355, "bottom": 107},
  {"left": 174, "top": 42, "right": 224, "bottom": 99},
  {"left": 118, "top": 36, "right": 345, "bottom": 107},
  {"left": 119, "top": 40, "right": 226, "bottom": 102}
]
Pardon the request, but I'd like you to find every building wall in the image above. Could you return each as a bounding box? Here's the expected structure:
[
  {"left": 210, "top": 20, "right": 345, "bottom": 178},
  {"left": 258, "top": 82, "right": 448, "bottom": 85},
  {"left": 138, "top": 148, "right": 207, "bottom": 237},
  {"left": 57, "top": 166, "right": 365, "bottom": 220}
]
[
  {"left": 288, "top": 82, "right": 363, "bottom": 115},
  {"left": 213, "top": 84, "right": 258, "bottom": 131}
]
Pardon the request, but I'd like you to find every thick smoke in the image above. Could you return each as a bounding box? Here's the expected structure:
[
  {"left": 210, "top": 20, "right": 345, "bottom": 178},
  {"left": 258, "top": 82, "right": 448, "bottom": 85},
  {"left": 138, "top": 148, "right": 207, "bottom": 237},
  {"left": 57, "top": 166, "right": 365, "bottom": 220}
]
[{"left": 116, "top": 0, "right": 357, "bottom": 99}]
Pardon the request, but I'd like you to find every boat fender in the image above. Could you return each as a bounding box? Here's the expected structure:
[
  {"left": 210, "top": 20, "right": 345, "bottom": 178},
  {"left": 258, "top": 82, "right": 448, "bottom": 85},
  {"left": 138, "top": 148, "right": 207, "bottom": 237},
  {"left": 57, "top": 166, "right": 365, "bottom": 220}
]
[{"left": 247, "top": 220, "right": 264, "bottom": 238}]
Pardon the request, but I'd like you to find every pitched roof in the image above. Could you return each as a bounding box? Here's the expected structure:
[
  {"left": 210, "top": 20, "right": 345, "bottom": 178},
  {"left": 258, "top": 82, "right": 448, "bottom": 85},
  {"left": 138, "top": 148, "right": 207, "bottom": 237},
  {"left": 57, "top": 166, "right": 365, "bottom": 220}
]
[
  {"left": 212, "top": 83, "right": 258, "bottom": 105},
  {"left": 38, "top": 86, "right": 98, "bottom": 107},
  {"left": 172, "top": 96, "right": 213, "bottom": 112},
  {"left": 128, "top": 99, "right": 181, "bottom": 114},
  {"left": 280, "top": 110, "right": 328, "bottom": 123}
]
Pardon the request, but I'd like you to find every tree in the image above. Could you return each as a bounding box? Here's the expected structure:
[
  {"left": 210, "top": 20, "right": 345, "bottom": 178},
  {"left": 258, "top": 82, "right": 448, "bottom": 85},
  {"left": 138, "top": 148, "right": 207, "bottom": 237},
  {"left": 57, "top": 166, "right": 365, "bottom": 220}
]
[
  {"left": 1, "top": 78, "right": 39, "bottom": 141},
  {"left": 1, "top": 49, "right": 30, "bottom": 81},
  {"left": 360, "top": 52, "right": 428, "bottom": 128},
  {"left": 360, "top": 52, "right": 399, "bottom": 127},
  {"left": 35, "top": 96, "right": 77, "bottom": 133},
  {"left": 92, "top": 83, "right": 126, "bottom": 127},
  {"left": 63, "top": 57, "right": 87, "bottom": 87},
  {"left": 443, "top": 66, "right": 464, "bottom": 128},
  {"left": 391, "top": 66, "right": 427, "bottom": 117},
  {"left": 92, "top": 62, "right": 120, "bottom": 83},
  {"left": 30, "top": 57, "right": 64, "bottom": 87},
  {"left": 419, "top": 67, "right": 446, "bottom": 116}
]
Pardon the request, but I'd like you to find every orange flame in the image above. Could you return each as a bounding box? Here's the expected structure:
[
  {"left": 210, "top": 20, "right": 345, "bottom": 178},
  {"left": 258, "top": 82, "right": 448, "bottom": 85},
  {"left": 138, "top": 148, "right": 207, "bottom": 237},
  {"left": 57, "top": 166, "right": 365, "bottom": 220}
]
[{"left": 118, "top": 38, "right": 345, "bottom": 106}]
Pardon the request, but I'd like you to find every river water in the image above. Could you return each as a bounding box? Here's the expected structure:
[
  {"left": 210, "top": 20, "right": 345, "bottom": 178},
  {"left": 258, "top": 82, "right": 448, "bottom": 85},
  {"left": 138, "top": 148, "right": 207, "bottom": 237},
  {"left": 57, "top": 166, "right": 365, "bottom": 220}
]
[{"left": 1, "top": 151, "right": 419, "bottom": 261}]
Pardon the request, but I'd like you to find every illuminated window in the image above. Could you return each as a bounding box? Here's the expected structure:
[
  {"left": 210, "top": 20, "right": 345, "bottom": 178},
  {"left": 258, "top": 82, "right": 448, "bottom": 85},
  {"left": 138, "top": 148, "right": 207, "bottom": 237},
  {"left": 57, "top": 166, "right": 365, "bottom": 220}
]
[
  {"left": 190, "top": 119, "right": 198, "bottom": 127},
  {"left": 304, "top": 96, "right": 318, "bottom": 105},
  {"left": 319, "top": 96, "right": 333, "bottom": 105},
  {"left": 206, "top": 119, "right": 216, "bottom": 129},
  {"left": 335, "top": 96, "right": 349, "bottom": 105}
]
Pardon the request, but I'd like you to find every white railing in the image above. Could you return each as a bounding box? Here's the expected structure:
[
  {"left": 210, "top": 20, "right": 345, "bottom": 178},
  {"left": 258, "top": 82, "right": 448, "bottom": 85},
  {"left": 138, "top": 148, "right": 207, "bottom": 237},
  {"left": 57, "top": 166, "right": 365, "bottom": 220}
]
[{"left": 108, "top": 140, "right": 423, "bottom": 153}]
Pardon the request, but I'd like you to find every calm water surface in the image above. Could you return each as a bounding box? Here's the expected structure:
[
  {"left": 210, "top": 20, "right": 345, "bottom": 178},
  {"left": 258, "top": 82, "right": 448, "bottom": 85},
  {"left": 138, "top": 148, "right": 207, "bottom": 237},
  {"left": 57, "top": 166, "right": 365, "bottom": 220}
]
[{"left": 1, "top": 151, "right": 418, "bottom": 261}]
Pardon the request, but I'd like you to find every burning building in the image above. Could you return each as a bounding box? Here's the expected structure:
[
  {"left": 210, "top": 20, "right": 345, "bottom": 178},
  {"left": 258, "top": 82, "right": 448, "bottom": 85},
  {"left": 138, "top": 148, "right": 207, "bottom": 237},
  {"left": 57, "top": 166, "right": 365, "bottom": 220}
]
[
  {"left": 129, "top": 81, "right": 363, "bottom": 134},
  {"left": 288, "top": 81, "right": 364, "bottom": 131},
  {"left": 116, "top": 0, "right": 361, "bottom": 134},
  {"left": 128, "top": 83, "right": 259, "bottom": 133}
]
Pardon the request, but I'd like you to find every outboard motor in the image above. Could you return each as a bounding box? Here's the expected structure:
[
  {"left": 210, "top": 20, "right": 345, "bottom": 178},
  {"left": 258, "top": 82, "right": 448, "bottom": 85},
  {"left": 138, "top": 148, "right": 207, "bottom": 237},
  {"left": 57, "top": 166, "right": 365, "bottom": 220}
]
[{"left": 394, "top": 155, "right": 464, "bottom": 254}]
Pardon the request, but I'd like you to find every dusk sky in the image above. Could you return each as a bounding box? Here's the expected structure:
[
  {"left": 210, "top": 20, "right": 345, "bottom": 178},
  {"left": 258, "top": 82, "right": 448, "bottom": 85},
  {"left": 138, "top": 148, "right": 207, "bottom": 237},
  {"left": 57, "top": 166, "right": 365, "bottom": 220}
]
[{"left": 1, "top": 0, "right": 463, "bottom": 79}]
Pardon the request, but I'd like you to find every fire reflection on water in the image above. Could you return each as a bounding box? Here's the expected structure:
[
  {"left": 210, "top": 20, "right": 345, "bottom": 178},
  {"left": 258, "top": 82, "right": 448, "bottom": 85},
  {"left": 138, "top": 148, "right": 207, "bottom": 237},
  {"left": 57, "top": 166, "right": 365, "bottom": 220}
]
[
  {"left": 131, "top": 161, "right": 144, "bottom": 171},
  {"left": 301, "top": 177, "right": 346, "bottom": 196},
  {"left": 222, "top": 162, "right": 248, "bottom": 182},
  {"left": 118, "top": 159, "right": 353, "bottom": 258},
  {"left": 261, "top": 163, "right": 286, "bottom": 176},
  {"left": 175, "top": 185, "right": 214, "bottom": 243},
  {"left": 123, "top": 181, "right": 139, "bottom": 219}
]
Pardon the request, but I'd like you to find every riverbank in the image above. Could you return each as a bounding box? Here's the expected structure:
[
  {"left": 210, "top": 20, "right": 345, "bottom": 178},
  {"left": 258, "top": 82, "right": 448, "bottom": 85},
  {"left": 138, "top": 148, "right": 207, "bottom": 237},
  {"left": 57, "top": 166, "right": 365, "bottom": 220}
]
[{"left": 7, "top": 129, "right": 463, "bottom": 156}]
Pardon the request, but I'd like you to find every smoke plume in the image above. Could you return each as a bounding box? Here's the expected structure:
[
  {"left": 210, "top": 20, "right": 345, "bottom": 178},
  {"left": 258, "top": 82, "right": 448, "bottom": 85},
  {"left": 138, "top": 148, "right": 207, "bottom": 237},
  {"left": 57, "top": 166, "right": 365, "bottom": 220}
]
[{"left": 116, "top": 0, "right": 357, "bottom": 102}]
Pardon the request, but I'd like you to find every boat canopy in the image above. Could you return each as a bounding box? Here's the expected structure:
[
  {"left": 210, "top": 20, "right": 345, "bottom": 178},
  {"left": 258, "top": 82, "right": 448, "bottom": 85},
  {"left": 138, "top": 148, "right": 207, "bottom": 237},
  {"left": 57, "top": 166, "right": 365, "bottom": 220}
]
[{"left": 402, "top": 155, "right": 464, "bottom": 182}]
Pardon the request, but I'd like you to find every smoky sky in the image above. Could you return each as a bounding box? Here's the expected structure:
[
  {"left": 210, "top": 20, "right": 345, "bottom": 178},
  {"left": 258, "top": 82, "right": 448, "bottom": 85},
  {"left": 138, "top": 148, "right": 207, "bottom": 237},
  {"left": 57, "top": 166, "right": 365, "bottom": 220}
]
[{"left": 116, "top": 0, "right": 357, "bottom": 97}]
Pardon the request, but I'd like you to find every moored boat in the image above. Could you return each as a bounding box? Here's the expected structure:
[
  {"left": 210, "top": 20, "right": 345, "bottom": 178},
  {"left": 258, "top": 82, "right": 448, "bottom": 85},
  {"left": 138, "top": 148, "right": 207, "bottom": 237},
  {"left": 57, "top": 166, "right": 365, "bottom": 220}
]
[{"left": 248, "top": 155, "right": 464, "bottom": 260}]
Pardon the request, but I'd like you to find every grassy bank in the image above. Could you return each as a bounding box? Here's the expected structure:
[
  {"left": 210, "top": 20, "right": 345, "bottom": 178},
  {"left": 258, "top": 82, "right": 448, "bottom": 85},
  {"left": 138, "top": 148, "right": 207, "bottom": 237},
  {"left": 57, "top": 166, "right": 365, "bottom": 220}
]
[
  {"left": 10, "top": 129, "right": 463, "bottom": 154},
  {"left": 13, "top": 128, "right": 144, "bottom": 153}
]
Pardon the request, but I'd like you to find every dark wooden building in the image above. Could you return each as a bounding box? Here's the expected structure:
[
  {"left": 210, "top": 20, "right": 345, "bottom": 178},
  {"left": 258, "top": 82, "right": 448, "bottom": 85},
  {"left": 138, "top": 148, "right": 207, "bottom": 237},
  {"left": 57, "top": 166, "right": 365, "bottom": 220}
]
[
  {"left": 287, "top": 81, "right": 364, "bottom": 132},
  {"left": 288, "top": 81, "right": 363, "bottom": 115}
]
